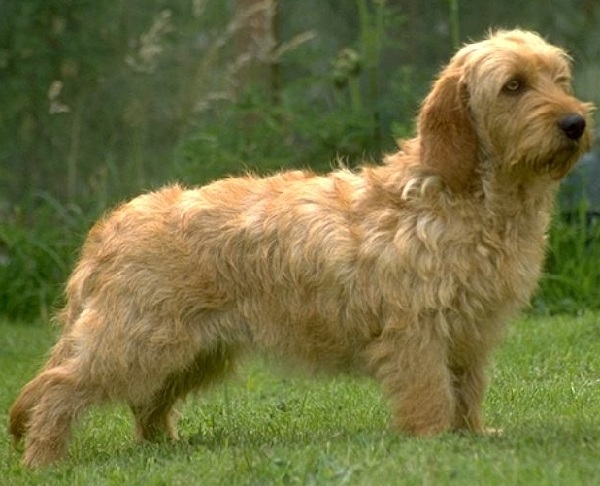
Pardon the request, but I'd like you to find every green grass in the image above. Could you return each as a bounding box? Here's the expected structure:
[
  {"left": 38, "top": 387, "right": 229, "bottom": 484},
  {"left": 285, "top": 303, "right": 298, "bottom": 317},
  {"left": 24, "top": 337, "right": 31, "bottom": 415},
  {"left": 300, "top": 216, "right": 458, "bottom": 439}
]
[{"left": 1, "top": 314, "right": 599, "bottom": 485}]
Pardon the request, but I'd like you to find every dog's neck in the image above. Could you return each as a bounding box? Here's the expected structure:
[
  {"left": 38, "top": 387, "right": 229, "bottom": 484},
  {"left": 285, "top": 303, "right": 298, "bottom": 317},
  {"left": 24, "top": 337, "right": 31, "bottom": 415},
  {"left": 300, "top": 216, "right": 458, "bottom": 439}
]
[
  {"left": 378, "top": 146, "right": 560, "bottom": 215},
  {"left": 372, "top": 147, "right": 559, "bottom": 235},
  {"left": 476, "top": 153, "right": 561, "bottom": 218}
]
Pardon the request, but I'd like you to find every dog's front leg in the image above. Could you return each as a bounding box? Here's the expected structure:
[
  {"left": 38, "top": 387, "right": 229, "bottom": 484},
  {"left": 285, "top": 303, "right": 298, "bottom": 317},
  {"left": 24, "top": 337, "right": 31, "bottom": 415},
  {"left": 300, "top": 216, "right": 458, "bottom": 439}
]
[
  {"left": 451, "top": 355, "right": 490, "bottom": 434},
  {"left": 368, "top": 316, "right": 456, "bottom": 436}
]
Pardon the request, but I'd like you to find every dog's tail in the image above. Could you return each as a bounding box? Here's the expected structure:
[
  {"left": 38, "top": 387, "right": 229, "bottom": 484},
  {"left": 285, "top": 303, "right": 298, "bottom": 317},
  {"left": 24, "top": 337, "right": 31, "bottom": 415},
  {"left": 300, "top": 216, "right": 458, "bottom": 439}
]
[
  {"left": 8, "top": 339, "right": 74, "bottom": 445},
  {"left": 8, "top": 377, "right": 42, "bottom": 444}
]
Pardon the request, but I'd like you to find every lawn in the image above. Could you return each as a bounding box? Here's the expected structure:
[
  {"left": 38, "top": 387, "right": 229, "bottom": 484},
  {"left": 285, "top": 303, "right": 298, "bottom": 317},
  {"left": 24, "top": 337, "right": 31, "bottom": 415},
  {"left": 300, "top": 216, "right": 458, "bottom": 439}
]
[{"left": 1, "top": 313, "right": 599, "bottom": 485}]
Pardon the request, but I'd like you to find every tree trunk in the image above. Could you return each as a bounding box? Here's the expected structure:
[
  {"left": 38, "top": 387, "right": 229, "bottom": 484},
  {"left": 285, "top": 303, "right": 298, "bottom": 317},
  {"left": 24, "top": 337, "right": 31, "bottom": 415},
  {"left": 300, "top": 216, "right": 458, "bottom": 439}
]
[{"left": 234, "top": 0, "right": 280, "bottom": 103}]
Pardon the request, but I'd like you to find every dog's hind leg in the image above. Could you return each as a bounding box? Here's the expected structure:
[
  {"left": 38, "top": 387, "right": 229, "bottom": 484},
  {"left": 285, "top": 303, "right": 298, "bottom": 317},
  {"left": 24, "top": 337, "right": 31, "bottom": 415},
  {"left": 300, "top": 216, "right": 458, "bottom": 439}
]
[{"left": 130, "top": 345, "right": 238, "bottom": 442}]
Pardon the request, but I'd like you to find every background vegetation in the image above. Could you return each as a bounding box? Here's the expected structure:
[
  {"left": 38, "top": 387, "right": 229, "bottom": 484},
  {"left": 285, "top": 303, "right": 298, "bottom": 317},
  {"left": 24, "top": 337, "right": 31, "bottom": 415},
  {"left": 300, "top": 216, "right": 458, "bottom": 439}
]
[{"left": 1, "top": 0, "right": 600, "bottom": 319}]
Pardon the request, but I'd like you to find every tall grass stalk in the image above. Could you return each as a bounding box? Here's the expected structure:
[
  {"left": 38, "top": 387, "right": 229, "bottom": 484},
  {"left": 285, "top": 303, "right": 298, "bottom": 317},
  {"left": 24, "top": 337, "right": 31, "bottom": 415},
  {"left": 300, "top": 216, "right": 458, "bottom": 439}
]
[
  {"left": 356, "top": 0, "right": 388, "bottom": 145},
  {"left": 448, "top": 0, "right": 461, "bottom": 50}
]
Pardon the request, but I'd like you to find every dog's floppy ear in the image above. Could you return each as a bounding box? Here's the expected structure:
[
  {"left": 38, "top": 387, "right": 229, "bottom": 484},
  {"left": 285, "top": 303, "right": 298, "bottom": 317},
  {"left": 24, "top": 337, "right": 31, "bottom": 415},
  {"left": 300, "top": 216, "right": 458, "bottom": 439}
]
[{"left": 417, "top": 67, "right": 479, "bottom": 192}]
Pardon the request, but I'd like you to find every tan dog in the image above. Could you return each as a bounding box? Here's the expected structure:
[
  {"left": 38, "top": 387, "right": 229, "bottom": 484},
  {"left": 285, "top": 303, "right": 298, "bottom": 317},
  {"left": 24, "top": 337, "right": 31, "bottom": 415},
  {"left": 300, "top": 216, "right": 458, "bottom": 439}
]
[{"left": 9, "top": 30, "right": 593, "bottom": 467}]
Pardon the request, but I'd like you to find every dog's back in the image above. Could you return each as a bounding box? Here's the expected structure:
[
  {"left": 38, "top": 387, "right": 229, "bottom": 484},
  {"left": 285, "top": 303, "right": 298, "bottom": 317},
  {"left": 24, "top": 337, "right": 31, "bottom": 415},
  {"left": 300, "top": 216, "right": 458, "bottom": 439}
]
[{"left": 65, "top": 171, "right": 382, "bottom": 370}]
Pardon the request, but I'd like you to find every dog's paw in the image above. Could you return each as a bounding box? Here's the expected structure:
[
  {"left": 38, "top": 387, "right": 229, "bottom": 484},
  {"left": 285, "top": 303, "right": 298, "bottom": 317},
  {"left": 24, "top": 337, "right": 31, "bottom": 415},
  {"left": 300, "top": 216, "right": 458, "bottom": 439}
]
[{"left": 483, "top": 427, "right": 503, "bottom": 437}]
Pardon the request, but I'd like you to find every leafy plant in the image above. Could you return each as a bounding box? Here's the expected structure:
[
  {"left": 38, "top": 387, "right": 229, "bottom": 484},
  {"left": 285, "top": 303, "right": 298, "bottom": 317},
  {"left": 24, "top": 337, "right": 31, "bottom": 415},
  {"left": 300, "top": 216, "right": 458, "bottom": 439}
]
[
  {"left": 0, "top": 193, "right": 90, "bottom": 322},
  {"left": 535, "top": 201, "right": 600, "bottom": 314}
]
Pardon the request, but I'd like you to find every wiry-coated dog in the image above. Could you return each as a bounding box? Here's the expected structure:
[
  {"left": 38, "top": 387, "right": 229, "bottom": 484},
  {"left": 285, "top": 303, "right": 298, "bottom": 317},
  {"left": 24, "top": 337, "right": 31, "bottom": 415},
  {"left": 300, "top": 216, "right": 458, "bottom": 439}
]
[{"left": 9, "top": 30, "right": 594, "bottom": 467}]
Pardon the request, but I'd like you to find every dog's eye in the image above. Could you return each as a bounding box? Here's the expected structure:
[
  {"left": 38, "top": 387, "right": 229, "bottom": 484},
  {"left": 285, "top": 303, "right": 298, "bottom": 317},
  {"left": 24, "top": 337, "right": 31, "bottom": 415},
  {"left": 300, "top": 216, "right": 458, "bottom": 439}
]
[
  {"left": 555, "top": 76, "right": 573, "bottom": 92},
  {"left": 503, "top": 79, "right": 523, "bottom": 94}
]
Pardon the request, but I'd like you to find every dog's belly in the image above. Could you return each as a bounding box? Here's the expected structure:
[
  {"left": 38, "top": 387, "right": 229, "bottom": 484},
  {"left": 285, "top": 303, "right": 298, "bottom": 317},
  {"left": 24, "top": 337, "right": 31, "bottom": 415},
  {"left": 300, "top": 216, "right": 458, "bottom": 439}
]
[{"left": 233, "top": 290, "right": 379, "bottom": 372}]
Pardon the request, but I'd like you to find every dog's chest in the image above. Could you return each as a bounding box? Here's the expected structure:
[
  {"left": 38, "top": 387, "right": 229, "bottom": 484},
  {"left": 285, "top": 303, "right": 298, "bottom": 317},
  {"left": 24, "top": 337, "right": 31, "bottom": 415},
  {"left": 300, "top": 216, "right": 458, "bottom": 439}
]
[{"left": 375, "top": 203, "right": 551, "bottom": 314}]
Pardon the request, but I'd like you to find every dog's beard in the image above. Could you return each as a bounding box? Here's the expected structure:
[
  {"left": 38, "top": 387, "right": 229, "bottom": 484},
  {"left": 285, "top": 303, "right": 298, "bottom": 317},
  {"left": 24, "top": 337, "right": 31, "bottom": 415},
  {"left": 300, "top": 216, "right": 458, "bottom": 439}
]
[{"left": 516, "top": 135, "right": 591, "bottom": 181}]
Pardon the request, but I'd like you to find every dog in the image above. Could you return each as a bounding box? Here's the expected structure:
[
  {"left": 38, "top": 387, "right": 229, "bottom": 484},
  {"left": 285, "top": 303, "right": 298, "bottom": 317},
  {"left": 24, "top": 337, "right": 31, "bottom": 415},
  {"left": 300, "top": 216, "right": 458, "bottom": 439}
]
[{"left": 9, "top": 29, "right": 594, "bottom": 467}]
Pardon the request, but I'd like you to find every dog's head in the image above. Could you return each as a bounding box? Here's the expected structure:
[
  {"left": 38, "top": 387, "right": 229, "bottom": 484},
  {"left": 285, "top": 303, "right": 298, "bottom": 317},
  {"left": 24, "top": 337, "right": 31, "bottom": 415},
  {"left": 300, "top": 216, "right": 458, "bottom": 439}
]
[{"left": 417, "top": 29, "right": 594, "bottom": 192}]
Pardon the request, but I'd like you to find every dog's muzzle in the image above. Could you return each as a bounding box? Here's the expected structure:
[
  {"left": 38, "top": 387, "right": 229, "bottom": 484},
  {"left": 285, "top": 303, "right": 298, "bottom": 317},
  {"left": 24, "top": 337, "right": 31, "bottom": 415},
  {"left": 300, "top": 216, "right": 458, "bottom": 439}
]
[{"left": 547, "top": 113, "right": 590, "bottom": 180}]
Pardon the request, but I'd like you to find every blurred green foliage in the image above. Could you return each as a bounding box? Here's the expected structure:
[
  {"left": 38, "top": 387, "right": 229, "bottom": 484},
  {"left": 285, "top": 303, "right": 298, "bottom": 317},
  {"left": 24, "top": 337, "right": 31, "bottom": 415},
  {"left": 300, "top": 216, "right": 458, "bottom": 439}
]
[{"left": 1, "top": 0, "right": 599, "bottom": 320}]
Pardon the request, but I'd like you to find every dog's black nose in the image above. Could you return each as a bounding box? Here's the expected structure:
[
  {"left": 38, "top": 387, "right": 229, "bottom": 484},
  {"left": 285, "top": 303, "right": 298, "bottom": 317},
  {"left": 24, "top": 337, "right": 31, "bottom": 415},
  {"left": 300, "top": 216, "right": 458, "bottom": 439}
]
[{"left": 558, "top": 113, "right": 586, "bottom": 140}]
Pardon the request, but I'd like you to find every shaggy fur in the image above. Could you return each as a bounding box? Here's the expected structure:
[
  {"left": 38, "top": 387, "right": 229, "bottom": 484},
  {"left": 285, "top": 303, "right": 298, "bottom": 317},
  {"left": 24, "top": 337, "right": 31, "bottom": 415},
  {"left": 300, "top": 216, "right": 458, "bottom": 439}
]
[{"left": 9, "top": 30, "right": 594, "bottom": 467}]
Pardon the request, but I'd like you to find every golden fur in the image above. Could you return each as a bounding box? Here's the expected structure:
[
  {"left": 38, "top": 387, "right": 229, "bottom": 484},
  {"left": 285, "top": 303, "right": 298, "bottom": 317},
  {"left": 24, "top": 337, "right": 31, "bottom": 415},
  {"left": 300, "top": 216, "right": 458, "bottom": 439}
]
[{"left": 9, "top": 30, "right": 594, "bottom": 467}]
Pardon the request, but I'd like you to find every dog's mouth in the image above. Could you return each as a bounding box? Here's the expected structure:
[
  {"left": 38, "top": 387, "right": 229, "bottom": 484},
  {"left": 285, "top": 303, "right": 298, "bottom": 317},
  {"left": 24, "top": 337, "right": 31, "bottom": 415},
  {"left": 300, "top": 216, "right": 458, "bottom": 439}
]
[
  {"left": 542, "top": 136, "right": 591, "bottom": 180},
  {"left": 546, "top": 149, "right": 582, "bottom": 180}
]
